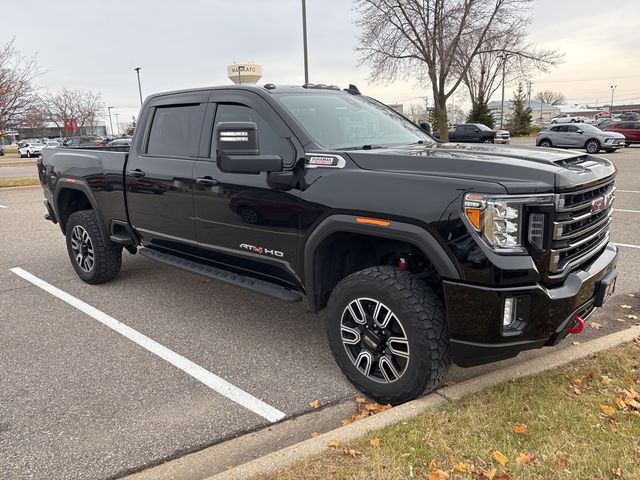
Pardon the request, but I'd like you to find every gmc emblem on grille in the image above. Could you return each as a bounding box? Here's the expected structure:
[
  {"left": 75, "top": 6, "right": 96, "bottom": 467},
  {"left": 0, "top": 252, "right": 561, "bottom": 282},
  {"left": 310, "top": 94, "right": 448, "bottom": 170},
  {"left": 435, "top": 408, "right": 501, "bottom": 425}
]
[{"left": 591, "top": 192, "right": 614, "bottom": 214}]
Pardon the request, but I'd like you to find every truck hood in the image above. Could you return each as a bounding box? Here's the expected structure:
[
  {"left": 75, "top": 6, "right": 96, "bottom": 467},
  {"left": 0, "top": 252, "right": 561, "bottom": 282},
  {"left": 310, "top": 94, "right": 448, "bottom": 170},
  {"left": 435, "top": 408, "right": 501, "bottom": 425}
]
[{"left": 345, "top": 143, "right": 616, "bottom": 194}]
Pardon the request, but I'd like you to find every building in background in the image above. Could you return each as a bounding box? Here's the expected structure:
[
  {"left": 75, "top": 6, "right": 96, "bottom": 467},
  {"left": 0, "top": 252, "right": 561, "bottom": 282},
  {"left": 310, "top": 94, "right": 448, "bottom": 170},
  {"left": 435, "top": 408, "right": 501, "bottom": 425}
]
[{"left": 14, "top": 120, "right": 108, "bottom": 141}]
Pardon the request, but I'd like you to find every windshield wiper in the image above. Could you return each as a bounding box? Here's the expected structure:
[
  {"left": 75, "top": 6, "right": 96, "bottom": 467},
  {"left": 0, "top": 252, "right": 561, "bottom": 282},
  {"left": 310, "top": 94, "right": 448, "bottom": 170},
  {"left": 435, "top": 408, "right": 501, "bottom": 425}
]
[{"left": 338, "top": 144, "right": 386, "bottom": 151}]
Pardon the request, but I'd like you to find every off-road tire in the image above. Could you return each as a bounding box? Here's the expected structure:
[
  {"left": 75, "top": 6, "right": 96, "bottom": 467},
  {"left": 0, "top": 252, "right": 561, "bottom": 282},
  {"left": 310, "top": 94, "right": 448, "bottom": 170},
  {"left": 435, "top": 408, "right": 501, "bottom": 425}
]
[
  {"left": 326, "top": 266, "right": 450, "bottom": 404},
  {"left": 65, "top": 210, "right": 122, "bottom": 284}
]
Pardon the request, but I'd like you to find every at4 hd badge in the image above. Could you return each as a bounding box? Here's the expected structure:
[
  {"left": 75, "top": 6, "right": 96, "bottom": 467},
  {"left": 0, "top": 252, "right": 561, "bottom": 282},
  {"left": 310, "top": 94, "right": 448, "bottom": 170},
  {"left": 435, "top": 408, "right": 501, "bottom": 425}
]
[{"left": 239, "top": 243, "right": 284, "bottom": 258}]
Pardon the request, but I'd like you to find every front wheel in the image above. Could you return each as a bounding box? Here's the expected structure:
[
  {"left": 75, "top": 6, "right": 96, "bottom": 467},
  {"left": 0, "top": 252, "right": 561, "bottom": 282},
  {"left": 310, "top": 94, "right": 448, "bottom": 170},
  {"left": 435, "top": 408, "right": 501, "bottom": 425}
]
[
  {"left": 482, "top": 138, "right": 493, "bottom": 144},
  {"left": 65, "top": 210, "right": 122, "bottom": 284},
  {"left": 539, "top": 139, "right": 553, "bottom": 148},
  {"left": 326, "top": 266, "right": 450, "bottom": 404},
  {"left": 585, "top": 139, "right": 601, "bottom": 153}
]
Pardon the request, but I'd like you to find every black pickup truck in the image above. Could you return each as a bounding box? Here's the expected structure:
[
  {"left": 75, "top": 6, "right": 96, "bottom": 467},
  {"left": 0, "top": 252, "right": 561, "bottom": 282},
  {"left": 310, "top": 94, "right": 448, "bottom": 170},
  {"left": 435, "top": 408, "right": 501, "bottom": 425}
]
[
  {"left": 38, "top": 84, "right": 618, "bottom": 404},
  {"left": 434, "top": 123, "right": 510, "bottom": 144}
]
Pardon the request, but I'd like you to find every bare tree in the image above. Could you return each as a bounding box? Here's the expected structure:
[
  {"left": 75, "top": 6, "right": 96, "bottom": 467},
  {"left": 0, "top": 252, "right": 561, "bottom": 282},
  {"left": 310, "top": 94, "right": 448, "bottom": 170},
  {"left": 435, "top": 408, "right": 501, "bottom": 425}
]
[
  {"left": 355, "top": 0, "right": 535, "bottom": 140},
  {"left": 0, "top": 39, "right": 42, "bottom": 134},
  {"left": 40, "top": 89, "right": 105, "bottom": 136},
  {"left": 534, "top": 90, "right": 566, "bottom": 106}
]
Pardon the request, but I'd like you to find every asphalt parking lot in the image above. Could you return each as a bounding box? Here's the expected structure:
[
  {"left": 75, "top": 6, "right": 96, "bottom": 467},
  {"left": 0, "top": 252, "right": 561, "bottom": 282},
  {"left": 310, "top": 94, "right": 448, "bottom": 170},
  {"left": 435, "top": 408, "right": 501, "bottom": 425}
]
[{"left": 1, "top": 145, "right": 639, "bottom": 479}]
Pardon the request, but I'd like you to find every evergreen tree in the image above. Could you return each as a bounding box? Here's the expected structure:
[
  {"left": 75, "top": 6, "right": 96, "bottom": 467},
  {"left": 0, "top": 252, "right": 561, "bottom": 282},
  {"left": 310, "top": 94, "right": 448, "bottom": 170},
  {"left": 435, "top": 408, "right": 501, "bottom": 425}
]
[
  {"left": 466, "top": 101, "right": 495, "bottom": 129},
  {"left": 507, "top": 83, "right": 532, "bottom": 136}
]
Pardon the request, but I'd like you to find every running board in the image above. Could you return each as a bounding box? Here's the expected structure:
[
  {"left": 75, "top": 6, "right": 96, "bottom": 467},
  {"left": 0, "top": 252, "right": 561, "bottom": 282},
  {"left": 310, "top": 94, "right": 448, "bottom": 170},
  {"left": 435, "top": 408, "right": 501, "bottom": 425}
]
[{"left": 138, "top": 248, "right": 303, "bottom": 303}]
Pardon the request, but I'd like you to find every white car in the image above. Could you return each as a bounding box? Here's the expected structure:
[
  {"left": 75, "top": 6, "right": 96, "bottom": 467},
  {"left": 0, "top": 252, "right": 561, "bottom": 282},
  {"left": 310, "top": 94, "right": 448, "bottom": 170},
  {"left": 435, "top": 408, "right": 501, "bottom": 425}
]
[
  {"left": 550, "top": 113, "right": 586, "bottom": 124},
  {"left": 18, "top": 142, "right": 45, "bottom": 158},
  {"left": 44, "top": 140, "right": 61, "bottom": 148}
]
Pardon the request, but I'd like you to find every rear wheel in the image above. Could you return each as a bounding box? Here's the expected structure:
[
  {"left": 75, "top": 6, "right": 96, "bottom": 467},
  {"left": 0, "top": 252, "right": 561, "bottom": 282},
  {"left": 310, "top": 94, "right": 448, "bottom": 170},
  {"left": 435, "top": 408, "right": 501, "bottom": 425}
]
[
  {"left": 326, "top": 266, "right": 450, "bottom": 404},
  {"left": 539, "top": 139, "right": 553, "bottom": 148},
  {"left": 65, "top": 210, "right": 122, "bottom": 284},
  {"left": 585, "top": 139, "right": 601, "bottom": 153}
]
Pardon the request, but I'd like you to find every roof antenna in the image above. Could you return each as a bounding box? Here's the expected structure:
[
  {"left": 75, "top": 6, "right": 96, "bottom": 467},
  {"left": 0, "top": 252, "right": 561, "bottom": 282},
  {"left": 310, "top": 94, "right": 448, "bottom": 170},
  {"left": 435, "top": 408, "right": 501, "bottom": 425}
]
[{"left": 344, "top": 84, "right": 361, "bottom": 95}]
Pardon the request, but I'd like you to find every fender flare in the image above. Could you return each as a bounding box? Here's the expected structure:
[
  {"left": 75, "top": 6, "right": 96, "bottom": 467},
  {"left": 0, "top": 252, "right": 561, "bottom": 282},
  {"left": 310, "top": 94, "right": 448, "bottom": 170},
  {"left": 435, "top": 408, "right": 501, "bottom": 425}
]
[
  {"left": 54, "top": 178, "right": 109, "bottom": 242},
  {"left": 303, "top": 214, "right": 460, "bottom": 312}
]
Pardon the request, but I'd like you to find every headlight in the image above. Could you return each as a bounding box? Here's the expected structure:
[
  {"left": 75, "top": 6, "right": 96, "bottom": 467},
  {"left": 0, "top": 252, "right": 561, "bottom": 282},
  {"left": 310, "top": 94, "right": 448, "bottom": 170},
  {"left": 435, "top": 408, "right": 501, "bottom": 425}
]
[{"left": 463, "top": 193, "right": 555, "bottom": 254}]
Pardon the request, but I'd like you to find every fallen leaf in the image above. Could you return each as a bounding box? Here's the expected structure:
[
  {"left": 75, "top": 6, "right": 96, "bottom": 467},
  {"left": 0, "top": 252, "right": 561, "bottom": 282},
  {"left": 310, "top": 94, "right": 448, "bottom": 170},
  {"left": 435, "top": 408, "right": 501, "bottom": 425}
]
[
  {"left": 342, "top": 447, "right": 361, "bottom": 457},
  {"left": 493, "top": 451, "right": 509, "bottom": 465},
  {"left": 355, "top": 396, "right": 367, "bottom": 404},
  {"left": 586, "top": 371, "right": 594, "bottom": 379},
  {"left": 309, "top": 431, "right": 320, "bottom": 438},
  {"left": 601, "top": 375, "right": 612, "bottom": 385},
  {"left": 628, "top": 314, "right": 639, "bottom": 320},
  {"left": 429, "top": 459, "right": 438, "bottom": 472},
  {"left": 620, "top": 304, "right": 632, "bottom": 309},
  {"left": 428, "top": 470, "right": 449, "bottom": 480},
  {"left": 615, "top": 398, "right": 628, "bottom": 410},
  {"left": 475, "top": 467, "right": 497, "bottom": 480},
  {"left": 495, "top": 474, "right": 513, "bottom": 480},
  {"left": 224, "top": 465, "right": 234, "bottom": 470},
  {"left": 590, "top": 322, "right": 603, "bottom": 330},
  {"left": 573, "top": 386, "right": 582, "bottom": 395},
  {"left": 617, "top": 318, "right": 627, "bottom": 323},
  {"left": 309, "top": 399, "right": 321, "bottom": 409},
  {"left": 613, "top": 466, "right": 622, "bottom": 478},
  {"left": 555, "top": 455, "right": 568, "bottom": 469},
  {"left": 573, "top": 377, "right": 583, "bottom": 386},
  {"left": 369, "top": 437, "right": 381, "bottom": 447},
  {"left": 624, "top": 376, "right": 635, "bottom": 385},
  {"left": 514, "top": 423, "right": 528, "bottom": 434},
  {"left": 516, "top": 453, "right": 532, "bottom": 464},
  {"left": 327, "top": 439, "right": 340, "bottom": 449},
  {"left": 601, "top": 405, "right": 616, "bottom": 416},
  {"left": 453, "top": 463, "right": 469, "bottom": 473},
  {"left": 572, "top": 341, "right": 581, "bottom": 345}
]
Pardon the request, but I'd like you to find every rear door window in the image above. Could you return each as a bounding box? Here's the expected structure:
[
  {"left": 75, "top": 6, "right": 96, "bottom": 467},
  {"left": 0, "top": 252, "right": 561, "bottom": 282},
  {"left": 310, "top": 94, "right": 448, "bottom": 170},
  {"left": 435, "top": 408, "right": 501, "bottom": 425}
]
[{"left": 147, "top": 104, "right": 205, "bottom": 157}]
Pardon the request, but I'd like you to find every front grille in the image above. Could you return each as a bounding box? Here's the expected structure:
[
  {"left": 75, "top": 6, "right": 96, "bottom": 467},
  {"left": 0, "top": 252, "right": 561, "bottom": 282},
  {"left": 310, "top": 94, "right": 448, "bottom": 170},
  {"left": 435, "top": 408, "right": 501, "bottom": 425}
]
[{"left": 549, "top": 179, "right": 615, "bottom": 276}]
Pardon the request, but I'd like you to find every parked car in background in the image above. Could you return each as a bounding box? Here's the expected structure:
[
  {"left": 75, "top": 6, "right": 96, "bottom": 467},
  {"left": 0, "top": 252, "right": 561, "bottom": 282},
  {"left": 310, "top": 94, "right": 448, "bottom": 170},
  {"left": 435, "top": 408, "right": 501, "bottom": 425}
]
[
  {"left": 550, "top": 113, "right": 586, "bottom": 124},
  {"left": 105, "top": 138, "right": 132, "bottom": 148},
  {"left": 619, "top": 112, "right": 640, "bottom": 121},
  {"left": 594, "top": 111, "right": 611, "bottom": 120},
  {"left": 604, "top": 121, "right": 640, "bottom": 146},
  {"left": 19, "top": 142, "right": 45, "bottom": 157},
  {"left": 64, "top": 136, "right": 106, "bottom": 148},
  {"left": 595, "top": 119, "right": 617, "bottom": 130},
  {"left": 45, "top": 140, "right": 61, "bottom": 148},
  {"left": 0, "top": 145, "right": 4, "bottom": 156},
  {"left": 433, "top": 123, "right": 510, "bottom": 144},
  {"left": 536, "top": 123, "right": 626, "bottom": 153}
]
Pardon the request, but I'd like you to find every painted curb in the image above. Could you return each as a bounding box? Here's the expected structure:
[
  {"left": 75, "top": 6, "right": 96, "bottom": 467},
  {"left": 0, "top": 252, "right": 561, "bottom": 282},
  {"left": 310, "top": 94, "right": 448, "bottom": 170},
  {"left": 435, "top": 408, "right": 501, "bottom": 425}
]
[{"left": 210, "top": 325, "right": 640, "bottom": 480}]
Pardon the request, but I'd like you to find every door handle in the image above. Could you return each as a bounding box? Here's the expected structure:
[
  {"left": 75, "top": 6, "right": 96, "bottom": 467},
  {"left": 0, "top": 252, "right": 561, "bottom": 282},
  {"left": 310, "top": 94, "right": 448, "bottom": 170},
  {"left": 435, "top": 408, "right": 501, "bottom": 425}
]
[
  {"left": 196, "top": 176, "right": 219, "bottom": 186},
  {"left": 129, "top": 169, "right": 145, "bottom": 178}
]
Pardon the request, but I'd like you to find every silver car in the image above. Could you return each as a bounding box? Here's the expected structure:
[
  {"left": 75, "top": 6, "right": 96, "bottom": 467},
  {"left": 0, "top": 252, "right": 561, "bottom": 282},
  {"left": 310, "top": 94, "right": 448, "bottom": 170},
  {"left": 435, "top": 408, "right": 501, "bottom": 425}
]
[{"left": 536, "top": 124, "right": 626, "bottom": 153}]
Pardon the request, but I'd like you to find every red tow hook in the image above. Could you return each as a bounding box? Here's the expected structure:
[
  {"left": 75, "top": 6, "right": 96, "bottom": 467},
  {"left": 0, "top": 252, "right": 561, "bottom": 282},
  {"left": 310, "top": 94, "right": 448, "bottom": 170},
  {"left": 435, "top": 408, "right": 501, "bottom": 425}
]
[{"left": 568, "top": 315, "right": 585, "bottom": 335}]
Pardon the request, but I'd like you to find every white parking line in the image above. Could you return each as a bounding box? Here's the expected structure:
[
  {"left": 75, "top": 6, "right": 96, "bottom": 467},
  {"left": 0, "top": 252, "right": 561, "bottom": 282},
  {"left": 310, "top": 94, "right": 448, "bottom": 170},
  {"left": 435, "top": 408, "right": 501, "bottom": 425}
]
[
  {"left": 613, "top": 208, "right": 640, "bottom": 214},
  {"left": 9, "top": 267, "right": 286, "bottom": 423},
  {"left": 613, "top": 243, "right": 640, "bottom": 250},
  {"left": 617, "top": 190, "right": 640, "bottom": 194}
]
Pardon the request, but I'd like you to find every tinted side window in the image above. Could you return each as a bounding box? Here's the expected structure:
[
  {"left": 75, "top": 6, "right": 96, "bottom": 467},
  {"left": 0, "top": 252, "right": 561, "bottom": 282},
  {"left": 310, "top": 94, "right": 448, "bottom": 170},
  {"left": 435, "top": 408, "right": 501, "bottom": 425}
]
[
  {"left": 567, "top": 125, "right": 579, "bottom": 133},
  {"left": 213, "top": 104, "right": 293, "bottom": 163},
  {"left": 557, "top": 126, "right": 568, "bottom": 133},
  {"left": 147, "top": 104, "right": 204, "bottom": 157}
]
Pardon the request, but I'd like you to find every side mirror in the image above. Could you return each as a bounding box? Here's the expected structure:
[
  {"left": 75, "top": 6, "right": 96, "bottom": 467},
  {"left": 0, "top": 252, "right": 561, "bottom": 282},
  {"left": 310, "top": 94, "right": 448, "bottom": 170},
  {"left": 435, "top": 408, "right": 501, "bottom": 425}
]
[{"left": 216, "top": 121, "right": 283, "bottom": 174}]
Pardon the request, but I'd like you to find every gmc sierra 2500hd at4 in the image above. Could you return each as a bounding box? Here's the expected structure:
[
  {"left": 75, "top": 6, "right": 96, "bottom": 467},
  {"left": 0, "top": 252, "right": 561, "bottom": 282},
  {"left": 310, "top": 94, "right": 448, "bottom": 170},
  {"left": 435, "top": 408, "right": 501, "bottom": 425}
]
[{"left": 38, "top": 83, "right": 618, "bottom": 404}]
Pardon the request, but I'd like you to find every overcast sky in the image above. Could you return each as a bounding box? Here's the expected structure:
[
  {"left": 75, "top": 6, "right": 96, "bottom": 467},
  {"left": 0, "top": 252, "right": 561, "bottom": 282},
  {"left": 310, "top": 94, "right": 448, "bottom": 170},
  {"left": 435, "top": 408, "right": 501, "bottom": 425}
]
[{"left": 4, "top": 0, "right": 639, "bottom": 126}]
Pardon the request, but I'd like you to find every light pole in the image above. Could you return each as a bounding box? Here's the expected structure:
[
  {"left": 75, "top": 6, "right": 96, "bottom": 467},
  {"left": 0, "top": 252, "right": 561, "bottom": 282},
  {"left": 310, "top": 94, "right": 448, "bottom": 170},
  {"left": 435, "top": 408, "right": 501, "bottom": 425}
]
[
  {"left": 115, "top": 113, "right": 120, "bottom": 136},
  {"left": 134, "top": 67, "right": 143, "bottom": 105},
  {"left": 500, "top": 53, "right": 508, "bottom": 129},
  {"left": 610, "top": 85, "right": 617, "bottom": 116},
  {"left": 302, "top": 0, "right": 309, "bottom": 84},
  {"left": 107, "top": 107, "right": 114, "bottom": 136}
]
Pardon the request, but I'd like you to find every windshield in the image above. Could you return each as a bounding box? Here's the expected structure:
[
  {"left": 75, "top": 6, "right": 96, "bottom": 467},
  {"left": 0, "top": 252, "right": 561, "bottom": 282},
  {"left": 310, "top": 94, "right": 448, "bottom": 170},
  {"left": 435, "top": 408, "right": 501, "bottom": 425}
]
[
  {"left": 276, "top": 93, "right": 433, "bottom": 150},
  {"left": 474, "top": 124, "right": 492, "bottom": 131},
  {"left": 579, "top": 125, "right": 603, "bottom": 133}
]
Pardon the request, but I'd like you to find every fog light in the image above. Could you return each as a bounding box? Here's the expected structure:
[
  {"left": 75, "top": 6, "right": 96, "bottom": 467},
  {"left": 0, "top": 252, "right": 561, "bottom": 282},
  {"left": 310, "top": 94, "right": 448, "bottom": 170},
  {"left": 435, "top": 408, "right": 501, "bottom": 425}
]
[{"left": 503, "top": 297, "right": 517, "bottom": 327}]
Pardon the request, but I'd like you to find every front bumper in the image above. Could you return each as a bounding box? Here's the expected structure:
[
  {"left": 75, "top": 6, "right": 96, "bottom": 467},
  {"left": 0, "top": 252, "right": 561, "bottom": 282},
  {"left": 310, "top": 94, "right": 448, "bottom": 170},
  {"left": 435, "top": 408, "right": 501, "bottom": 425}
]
[
  {"left": 494, "top": 138, "right": 510, "bottom": 144},
  {"left": 444, "top": 244, "right": 618, "bottom": 367}
]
